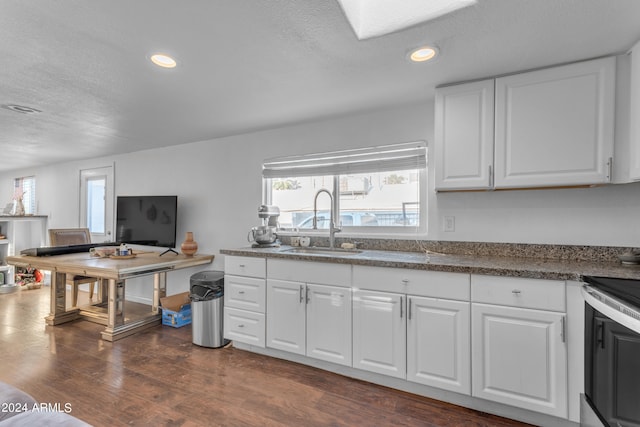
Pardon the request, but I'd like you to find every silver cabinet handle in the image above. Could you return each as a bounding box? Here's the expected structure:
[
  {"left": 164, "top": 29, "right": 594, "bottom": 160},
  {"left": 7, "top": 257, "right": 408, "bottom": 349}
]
[
  {"left": 299, "top": 285, "right": 304, "bottom": 303},
  {"left": 512, "top": 290, "right": 521, "bottom": 295},
  {"left": 238, "top": 290, "right": 245, "bottom": 295},
  {"left": 305, "top": 286, "right": 310, "bottom": 304},
  {"left": 238, "top": 324, "right": 244, "bottom": 328},
  {"left": 401, "top": 279, "right": 409, "bottom": 285},
  {"left": 489, "top": 165, "right": 494, "bottom": 187},
  {"left": 408, "top": 297, "right": 412, "bottom": 320},
  {"left": 239, "top": 264, "right": 245, "bottom": 268},
  {"left": 400, "top": 296, "right": 403, "bottom": 318}
]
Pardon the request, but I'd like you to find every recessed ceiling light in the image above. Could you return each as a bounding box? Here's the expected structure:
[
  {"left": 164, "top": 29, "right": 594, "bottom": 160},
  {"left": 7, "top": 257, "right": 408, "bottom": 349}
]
[
  {"left": 409, "top": 46, "right": 439, "bottom": 63},
  {"left": 1, "top": 104, "right": 41, "bottom": 114},
  {"left": 150, "top": 54, "right": 177, "bottom": 68}
]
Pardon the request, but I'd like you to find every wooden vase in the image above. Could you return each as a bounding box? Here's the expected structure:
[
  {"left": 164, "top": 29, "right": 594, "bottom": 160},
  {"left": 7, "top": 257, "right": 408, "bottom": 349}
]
[{"left": 180, "top": 232, "right": 198, "bottom": 256}]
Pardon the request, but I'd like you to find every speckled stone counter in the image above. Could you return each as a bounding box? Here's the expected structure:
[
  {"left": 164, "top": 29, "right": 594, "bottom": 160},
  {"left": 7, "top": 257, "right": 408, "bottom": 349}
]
[{"left": 220, "top": 244, "right": 640, "bottom": 281}]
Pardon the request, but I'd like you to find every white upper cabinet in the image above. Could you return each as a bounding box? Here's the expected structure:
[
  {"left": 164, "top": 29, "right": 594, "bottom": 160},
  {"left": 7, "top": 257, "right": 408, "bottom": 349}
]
[
  {"left": 630, "top": 40, "right": 640, "bottom": 180},
  {"left": 435, "top": 56, "right": 616, "bottom": 191},
  {"left": 494, "top": 57, "right": 615, "bottom": 188},
  {"left": 435, "top": 79, "right": 495, "bottom": 190}
]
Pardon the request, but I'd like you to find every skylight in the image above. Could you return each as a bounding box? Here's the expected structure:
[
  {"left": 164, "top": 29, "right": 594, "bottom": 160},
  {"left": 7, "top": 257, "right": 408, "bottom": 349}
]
[{"left": 337, "top": 0, "right": 477, "bottom": 40}]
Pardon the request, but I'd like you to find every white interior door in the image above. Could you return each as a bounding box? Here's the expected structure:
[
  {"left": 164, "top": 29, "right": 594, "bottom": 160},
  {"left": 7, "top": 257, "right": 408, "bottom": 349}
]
[{"left": 80, "top": 166, "right": 114, "bottom": 243}]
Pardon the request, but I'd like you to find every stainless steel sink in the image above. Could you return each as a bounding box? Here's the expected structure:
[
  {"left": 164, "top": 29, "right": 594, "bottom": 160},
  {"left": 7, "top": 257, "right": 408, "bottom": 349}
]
[{"left": 283, "top": 246, "right": 362, "bottom": 255}]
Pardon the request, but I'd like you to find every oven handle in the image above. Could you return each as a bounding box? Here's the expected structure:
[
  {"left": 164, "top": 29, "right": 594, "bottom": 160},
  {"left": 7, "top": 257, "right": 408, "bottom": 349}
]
[{"left": 582, "top": 284, "right": 640, "bottom": 335}]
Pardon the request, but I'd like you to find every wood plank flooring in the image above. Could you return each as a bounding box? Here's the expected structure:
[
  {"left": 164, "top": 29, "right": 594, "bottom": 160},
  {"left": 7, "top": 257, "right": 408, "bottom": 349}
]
[{"left": 0, "top": 286, "right": 534, "bottom": 426}]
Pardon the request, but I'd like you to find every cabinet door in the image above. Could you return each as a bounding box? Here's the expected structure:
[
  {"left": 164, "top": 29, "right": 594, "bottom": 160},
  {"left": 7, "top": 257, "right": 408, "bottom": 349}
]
[
  {"left": 435, "top": 79, "right": 495, "bottom": 190},
  {"left": 266, "top": 279, "right": 306, "bottom": 355},
  {"left": 353, "top": 290, "right": 406, "bottom": 379},
  {"left": 306, "top": 284, "right": 352, "bottom": 366},
  {"left": 407, "top": 296, "right": 471, "bottom": 395},
  {"left": 472, "top": 303, "right": 568, "bottom": 417},
  {"left": 495, "top": 57, "right": 615, "bottom": 188}
]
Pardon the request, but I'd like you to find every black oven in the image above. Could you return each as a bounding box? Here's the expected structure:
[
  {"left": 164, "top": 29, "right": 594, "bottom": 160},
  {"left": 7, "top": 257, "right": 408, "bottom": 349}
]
[{"left": 582, "top": 276, "right": 640, "bottom": 427}]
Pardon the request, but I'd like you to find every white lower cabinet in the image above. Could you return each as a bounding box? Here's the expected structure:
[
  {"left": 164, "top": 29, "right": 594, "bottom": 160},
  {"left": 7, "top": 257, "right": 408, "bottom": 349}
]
[
  {"left": 266, "top": 263, "right": 352, "bottom": 367},
  {"left": 407, "top": 296, "right": 471, "bottom": 395},
  {"left": 224, "top": 307, "right": 265, "bottom": 347},
  {"left": 352, "top": 290, "right": 406, "bottom": 379},
  {"left": 254, "top": 258, "right": 574, "bottom": 423},
  {"left": 223, "top": 256, "right": 266, "bottom": 347},
  {"left": 266, "top": 279, "right": 305, "bottom": 355},
  {"left": 352, "top": 265, "right": 471, "bottom": 394},
  {"left": 306, "top": 283, "right": 352, "bottom": 366},
  {"left": 471, "top": 275, "right": 568, "bottom": 418}
]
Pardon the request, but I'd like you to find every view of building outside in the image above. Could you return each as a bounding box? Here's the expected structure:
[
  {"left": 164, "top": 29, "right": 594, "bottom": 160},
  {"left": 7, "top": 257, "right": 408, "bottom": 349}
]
[{"left": 270, "top": 169, "right": 420, "bottom": 230}]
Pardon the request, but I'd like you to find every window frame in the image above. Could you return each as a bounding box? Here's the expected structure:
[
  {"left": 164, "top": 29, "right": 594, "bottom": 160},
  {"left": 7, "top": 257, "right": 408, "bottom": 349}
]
[{"left": 13, "top": 176, "right": 36, "bottom": 215}]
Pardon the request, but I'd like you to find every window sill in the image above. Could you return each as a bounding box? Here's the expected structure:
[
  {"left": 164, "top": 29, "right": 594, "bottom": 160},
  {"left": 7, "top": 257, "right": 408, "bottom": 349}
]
[{"left": 276, "top": 228, "right": 427, "bottom": 239}]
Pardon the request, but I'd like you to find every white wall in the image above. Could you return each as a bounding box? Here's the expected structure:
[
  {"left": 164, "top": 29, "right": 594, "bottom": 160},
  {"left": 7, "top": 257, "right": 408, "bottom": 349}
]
[{"left": 2, "top": 100, "right": 640, "bottom": 298}]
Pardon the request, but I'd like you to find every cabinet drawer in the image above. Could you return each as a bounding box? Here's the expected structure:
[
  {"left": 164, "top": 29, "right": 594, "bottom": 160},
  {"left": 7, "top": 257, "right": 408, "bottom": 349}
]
[
  {"left": 224, "top": 275, "right": 266, "bottom": 313},
  {"left": 224, "top": 256, "right": 266, "bottom": 278},
  {"left": 224, "top": 307, "right": 265, "bottom": 348},
  {"left": 471, "top": 275, "right": 565, "bottom": 312},
  {"left": 353, "top": 265, "right": 470, "bottom": 301},
  {"left": 268, "top": 259, "right": 350, "bottom": 286}
]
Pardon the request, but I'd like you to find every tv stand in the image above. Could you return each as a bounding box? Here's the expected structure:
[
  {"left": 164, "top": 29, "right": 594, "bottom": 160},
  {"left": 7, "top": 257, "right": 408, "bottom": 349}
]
[{"left": 159, "top": 248, "right": 178, "bottom": 256}]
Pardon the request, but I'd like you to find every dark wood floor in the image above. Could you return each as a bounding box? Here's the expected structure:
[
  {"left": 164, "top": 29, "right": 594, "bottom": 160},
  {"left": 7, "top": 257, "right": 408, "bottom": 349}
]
[{"left": 0, "top": 286, "right": 534, "bottom": 426}]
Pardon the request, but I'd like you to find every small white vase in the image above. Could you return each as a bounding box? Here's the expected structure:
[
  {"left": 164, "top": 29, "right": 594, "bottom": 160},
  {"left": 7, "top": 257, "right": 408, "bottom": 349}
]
[{"left": 13, "top": 199, "right": 25, "bottom": 216}]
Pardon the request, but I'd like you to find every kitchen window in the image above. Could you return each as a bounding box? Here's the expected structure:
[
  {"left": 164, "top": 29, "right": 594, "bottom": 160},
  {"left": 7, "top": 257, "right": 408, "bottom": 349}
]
[{"left": 262, "top": 142, "right": 427, "bottom": 236}]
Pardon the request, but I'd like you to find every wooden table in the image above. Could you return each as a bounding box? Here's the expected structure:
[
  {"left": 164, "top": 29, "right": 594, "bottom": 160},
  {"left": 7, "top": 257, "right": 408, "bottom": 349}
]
[{"left": 7, "top": 251, "right": 214, "bottom": 341}]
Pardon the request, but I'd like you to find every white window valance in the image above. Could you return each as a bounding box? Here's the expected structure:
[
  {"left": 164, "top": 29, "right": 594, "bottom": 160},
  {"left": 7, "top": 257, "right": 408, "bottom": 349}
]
[{"left": 262, "top": 141, "right": 427, "bottom": 179}]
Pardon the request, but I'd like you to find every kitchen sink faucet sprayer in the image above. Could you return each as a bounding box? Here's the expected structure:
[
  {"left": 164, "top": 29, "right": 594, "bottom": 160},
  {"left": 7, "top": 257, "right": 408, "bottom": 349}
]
[{"left": 312, "top": 189, "right": 341, "bottom": 249}]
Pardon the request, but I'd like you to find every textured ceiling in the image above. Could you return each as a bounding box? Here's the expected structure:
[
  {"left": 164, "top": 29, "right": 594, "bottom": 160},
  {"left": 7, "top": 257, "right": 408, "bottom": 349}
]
[{"left": 1, "top": 0, "right": 640, "bottom": 172}]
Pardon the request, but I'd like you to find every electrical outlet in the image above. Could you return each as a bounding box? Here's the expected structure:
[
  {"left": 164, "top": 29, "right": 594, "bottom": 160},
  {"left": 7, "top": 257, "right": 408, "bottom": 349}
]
[{"left": 444, "top": 216, "right": 455, "bottom": 232}]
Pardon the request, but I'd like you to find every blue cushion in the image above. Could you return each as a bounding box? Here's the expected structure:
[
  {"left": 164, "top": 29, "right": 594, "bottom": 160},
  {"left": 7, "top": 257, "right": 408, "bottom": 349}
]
[
  {"left": 0, "top": 410, "right": 91, "bottom": 426},
  {"left": 0, "top": 382, "right": 90, "bottom": 426},
  {"left": 0, "top": 382, "right": 36, "bottom": 422}
]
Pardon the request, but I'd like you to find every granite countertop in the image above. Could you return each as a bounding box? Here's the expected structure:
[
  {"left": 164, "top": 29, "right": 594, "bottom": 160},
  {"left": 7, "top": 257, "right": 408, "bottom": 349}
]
[{"left": 220, "top": 245, "right": 640, "bottom": 281}]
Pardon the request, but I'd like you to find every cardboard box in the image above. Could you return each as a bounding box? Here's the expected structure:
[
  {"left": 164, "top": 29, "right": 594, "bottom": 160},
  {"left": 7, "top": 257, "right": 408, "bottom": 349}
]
[{"left": 160, "top": 292, "right": 192, "bottom": 328}]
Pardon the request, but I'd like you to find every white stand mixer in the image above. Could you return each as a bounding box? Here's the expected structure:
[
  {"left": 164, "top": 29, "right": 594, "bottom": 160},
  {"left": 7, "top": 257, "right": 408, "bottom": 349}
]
[{"left": 247, "top": 205, "right": 280, "bottom": 247}]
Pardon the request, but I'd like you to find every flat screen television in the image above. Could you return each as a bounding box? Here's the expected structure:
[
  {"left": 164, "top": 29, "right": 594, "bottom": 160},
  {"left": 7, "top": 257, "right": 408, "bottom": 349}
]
[{"left": 115, "top": 196, "right": 178, "bottom": 249}]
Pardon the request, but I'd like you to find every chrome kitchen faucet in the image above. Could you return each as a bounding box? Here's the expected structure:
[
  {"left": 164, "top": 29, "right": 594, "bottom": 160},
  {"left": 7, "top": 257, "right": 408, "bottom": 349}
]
[{"left": 312, "top": 189, "right": 341, "bottom": 249}]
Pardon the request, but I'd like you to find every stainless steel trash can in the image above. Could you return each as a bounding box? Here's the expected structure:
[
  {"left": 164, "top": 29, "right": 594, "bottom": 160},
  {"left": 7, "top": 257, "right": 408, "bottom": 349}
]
[{"left": 190, "top": 271, "right": 228, "bottom": 348}]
